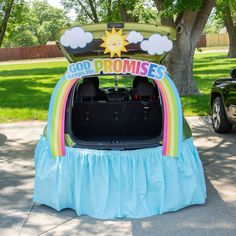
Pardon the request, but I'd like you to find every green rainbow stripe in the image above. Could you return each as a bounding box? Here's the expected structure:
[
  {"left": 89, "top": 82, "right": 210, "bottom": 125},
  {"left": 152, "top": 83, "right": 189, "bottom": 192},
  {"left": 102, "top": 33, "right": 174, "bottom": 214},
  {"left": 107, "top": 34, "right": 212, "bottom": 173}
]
[
  {"left": 47, "top": 76, "right": 79, "bottom": 157},
  {"left": 155, "top": 75, "right": 182, "bottom": 157}
]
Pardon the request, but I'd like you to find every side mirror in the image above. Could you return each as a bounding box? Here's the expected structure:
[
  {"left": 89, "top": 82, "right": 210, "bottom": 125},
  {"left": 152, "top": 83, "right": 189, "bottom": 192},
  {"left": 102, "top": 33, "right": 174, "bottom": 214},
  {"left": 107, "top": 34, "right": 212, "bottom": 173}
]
[{"left": 230, "top": 68, "right": 236, "bottom": 78}]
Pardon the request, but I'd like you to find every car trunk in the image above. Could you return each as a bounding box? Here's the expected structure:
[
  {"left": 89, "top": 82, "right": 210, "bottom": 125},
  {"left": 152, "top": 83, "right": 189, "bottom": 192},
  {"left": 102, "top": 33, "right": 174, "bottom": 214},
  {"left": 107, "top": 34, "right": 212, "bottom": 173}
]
[{"left": 69, "top": 99, "right": 163, "bottom": 150}]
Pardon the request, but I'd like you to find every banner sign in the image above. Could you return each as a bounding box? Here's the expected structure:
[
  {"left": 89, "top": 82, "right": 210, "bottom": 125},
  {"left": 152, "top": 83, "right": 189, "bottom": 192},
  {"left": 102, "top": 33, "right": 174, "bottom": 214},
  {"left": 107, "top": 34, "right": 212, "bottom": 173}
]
[{"left": 66, "top": 58, "right": 167, "bottom": 81}]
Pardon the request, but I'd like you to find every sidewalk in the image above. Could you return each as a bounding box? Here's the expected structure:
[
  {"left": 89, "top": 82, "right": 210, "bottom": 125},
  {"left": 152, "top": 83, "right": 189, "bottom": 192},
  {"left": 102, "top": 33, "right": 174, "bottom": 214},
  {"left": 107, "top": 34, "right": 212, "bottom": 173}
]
[{"left": 0, "top": 117, "right": 235, "bottom": 235}]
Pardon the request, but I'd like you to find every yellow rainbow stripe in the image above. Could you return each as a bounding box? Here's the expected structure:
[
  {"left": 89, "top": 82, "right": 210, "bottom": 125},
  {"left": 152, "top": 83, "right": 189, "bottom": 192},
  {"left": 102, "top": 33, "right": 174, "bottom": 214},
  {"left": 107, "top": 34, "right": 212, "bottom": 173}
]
[
  {"left": 154, "top": 75, "right": 182, "bottom": 157},
  {"left": 47, "top": 76, "right": 79, "bottom": 157}
]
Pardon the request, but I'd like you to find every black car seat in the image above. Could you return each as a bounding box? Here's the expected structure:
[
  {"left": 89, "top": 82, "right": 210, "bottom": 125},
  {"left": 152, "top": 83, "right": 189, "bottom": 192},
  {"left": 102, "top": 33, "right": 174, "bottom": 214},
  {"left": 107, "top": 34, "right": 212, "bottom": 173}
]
[
  {"left": 83, "top": 77, "right": 107, "bottom": 100},
  {"left": 136, "top": 81, "right": 155, "bottom": 101},
  {"left": 83, "top": 77, "right": 99, "bottom": 89},
  {"left": 77, "top": 82, "right": 97, "bottom": 101},
  {"left": 136, "top": 81, "right": 157, "bottom": 120},
  {"left": 130, "top": 76, "right": 148, "bottom": 99}
]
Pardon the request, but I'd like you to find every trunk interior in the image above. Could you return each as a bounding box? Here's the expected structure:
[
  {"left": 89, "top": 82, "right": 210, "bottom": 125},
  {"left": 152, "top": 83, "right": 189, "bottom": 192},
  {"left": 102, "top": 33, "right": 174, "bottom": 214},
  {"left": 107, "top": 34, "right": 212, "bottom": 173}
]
[{"left": 67, "top": 76, "right": 163, "bottom": 150}]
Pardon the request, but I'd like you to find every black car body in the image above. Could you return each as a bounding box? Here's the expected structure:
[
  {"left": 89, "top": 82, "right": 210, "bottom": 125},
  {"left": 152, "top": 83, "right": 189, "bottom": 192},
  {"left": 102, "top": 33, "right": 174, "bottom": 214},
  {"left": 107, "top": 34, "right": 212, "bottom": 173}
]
[{"left": 210, "top": 69, "right": 236, "bottom": 133}]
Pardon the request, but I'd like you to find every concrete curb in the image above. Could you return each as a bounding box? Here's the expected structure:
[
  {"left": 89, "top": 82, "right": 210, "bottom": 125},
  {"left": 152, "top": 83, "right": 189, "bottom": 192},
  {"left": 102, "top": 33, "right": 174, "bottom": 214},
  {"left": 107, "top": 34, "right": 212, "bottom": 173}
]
[{"left": 0, "top": 121, "right": 46, "bottom": 129}]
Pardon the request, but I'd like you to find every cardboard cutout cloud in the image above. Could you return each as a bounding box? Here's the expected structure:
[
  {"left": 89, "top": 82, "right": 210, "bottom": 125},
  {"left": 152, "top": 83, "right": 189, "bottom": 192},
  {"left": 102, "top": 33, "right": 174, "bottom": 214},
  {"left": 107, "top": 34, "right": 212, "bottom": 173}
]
[
  {"left": 60, "top": 27, "right": 93, "bottom": 49},
  {"left": 126, "top": 31, "right": 143, "bottom": 44},
  {"left": 140, "top": 34, "right": 173, "bottom": 55}
]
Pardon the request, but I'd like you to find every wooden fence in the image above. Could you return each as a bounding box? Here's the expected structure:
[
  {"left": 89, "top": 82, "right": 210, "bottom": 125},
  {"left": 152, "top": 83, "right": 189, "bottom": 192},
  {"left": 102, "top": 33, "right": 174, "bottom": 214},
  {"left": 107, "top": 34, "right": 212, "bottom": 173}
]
[
  {"left": 197, "top": 33, "right": 229, "bottom": 48},
  {"left": 205, "top": 33, "right": 229, "bottom": 47},
  {"left": 0, "top": 33, "right": 230, "bottom": 62},
  {"left": 0, "top": 44, "right": 63, "bottom": 62}
]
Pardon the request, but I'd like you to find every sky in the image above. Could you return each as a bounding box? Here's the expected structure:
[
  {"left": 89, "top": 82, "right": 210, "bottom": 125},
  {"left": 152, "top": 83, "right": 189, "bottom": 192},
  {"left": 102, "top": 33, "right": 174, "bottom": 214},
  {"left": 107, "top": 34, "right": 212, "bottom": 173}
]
[
  {"left": 47, "top": 0, "right": 76, "bottom": 19},
  {"left": 48, "top": 0, "right": 63, "bottom": 9}
]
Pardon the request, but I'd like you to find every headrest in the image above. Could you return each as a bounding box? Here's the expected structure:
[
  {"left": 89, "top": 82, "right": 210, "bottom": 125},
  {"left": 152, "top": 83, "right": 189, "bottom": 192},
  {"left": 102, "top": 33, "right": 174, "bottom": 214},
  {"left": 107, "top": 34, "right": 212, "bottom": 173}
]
[
  {"left": 230, "top": 68, "right": 236, "bottom": 78},
  {"left": 107, "top": 93, "right": 125, "bottom": 102},
  {"left": 133, "top": 76, "right": 148, "bottom": 88},
  {"left": 78, "top": 82, "right": 97, "bottom": 98},
  {"left": 83, "top": 77, "right": 99, "bottom": 89},
  {"left": 136, "top": 82, "right": 155, "bottom": 97}
]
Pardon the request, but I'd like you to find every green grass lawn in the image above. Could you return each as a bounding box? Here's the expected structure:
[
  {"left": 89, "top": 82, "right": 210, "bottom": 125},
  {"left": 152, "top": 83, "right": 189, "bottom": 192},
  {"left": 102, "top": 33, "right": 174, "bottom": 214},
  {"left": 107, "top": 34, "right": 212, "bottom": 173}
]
[{"left": 0, "top": 52, "right": 236, "bottom": 123}]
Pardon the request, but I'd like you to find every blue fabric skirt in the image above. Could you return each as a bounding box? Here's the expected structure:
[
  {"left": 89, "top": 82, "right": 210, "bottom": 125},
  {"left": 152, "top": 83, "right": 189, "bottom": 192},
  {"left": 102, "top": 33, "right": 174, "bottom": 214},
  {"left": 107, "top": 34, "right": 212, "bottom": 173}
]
[{"left": 34, "top": 137, "right": 206, "bottom": 219}]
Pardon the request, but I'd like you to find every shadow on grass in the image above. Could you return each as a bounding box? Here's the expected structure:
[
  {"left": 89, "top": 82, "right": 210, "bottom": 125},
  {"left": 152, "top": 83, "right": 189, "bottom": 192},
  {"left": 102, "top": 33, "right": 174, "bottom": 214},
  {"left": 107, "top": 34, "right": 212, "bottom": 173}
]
[
  {"left": 182, "top": 95, "right": 210, "bottom": 115},
  {"left": 0, "top": 67, "right": 66, "bottom": 77},
  {"left": 0, "top": 77, "right": 57, "bottom": 110}
]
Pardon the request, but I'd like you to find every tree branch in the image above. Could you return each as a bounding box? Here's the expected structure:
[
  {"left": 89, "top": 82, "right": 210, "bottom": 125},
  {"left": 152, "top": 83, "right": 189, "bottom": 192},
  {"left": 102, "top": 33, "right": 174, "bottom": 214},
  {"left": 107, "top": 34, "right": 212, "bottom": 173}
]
[
  {"left": 153, "top": 0, "right": 175, "bottom": 27},
  {"left": 175, "top": 13, "right": 184, "bottom": 26},
  {"left": 191, "top": 0, "right": 215, "bottom": 47},
  {"left": 223, "top": 5, "right": 236, "bottom": 57},
  {"left": 88, "top": 0, "right": 99, "bottom": 23},
  {"left": 181, "top": 10, "right": 198, "bottom": 33},
  {"left": 76, "top": 0, "right": 96, "bottom": 23},
  {"left": 224, "top": 5, "right": 235, "bottom": 36},
  {"left": 107, "top": 0, "right": 112, "bottom": 21},
  {"left": 0, "top": 0, "right": 14, "bottom": 47}
]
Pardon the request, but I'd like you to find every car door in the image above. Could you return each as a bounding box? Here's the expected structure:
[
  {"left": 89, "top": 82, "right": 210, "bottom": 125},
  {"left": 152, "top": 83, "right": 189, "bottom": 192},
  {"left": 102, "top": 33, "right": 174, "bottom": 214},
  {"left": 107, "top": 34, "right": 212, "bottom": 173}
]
[{"left": 225, "top": 79, "right": 236, "bottom": 123}]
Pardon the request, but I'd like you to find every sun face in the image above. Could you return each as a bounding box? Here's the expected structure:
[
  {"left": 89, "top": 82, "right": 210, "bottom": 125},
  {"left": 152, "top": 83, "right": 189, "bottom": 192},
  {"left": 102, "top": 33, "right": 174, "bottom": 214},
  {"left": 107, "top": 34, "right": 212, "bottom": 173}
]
[{"left": 100, "top": 27, "right": 129, "bottom": 58}]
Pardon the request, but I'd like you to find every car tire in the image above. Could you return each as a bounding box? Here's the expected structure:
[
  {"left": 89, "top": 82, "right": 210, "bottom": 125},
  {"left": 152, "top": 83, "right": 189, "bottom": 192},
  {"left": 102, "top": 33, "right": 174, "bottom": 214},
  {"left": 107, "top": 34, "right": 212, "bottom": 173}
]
[{"left": 212, "top": 96, "right": 232, "bottom": 133}]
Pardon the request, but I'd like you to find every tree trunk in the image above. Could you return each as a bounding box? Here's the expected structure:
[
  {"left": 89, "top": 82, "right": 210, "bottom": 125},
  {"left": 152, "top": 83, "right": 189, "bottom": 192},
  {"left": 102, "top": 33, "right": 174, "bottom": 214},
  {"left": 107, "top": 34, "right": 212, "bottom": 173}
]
[
  {"left": 153, "top": 0, "right": 175, "bottom": 27},
  {"left": 106, "top": 0, "right": 112, "bottom": 21},
  {"left": 0, "top": 0, "right": 14, "bottom": 47},
  {"left": 165, "top": 26, "right": 199, "bottom": 95},
  {"left": 118, "top": 0, "right": 136, "bottom": 22},
  {"left": 76, "top": 0, "right": 99, "bottom": 23},
  {"left": 156, "top": 0, "right": 215, "bottom": 95},
  {"left": 88, "top": 0, "right": 99, "bottom": 23},
  {"left": 224, "top": 6, "right": 236, "bottom": 58}
]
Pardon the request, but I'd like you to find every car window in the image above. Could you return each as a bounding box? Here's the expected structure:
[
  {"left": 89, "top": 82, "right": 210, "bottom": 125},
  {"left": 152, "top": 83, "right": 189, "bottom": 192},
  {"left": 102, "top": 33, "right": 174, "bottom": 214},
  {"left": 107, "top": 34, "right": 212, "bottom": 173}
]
[{"left": 99, "top": 75, "right": 134, "bottom": 88}]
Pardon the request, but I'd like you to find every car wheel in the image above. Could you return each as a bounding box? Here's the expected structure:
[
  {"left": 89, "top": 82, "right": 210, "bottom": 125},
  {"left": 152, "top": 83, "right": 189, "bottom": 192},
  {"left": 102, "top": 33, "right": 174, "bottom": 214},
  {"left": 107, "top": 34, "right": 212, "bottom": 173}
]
[{"left": 212, "top": 97, "right": 232, "bottom": 133}]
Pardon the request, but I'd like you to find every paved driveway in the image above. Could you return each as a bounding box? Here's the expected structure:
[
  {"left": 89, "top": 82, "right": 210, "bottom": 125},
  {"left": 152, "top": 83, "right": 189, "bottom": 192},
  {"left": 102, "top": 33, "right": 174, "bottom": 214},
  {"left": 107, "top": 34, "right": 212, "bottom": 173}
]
[{"left": 0, "top": 117, "right": 235, "bottom": 236}]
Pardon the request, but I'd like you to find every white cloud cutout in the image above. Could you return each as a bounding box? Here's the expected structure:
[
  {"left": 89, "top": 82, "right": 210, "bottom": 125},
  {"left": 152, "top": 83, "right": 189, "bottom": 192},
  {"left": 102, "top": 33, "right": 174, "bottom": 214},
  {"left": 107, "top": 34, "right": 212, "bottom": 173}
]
[
  {"left": 140, "top": 34, "right": 173, "bottom": 55},
  {"left": 126, "top": 31, "right": 143, "bottom": 44},
  {"left": 60, "top": 27, "right": 93, "bottom": 49}
]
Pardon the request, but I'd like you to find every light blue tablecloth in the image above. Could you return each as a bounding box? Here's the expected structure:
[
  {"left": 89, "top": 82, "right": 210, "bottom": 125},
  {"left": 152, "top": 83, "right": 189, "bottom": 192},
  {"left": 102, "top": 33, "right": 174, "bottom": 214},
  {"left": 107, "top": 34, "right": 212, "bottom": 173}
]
[{"left": 34, "top": 137, "right": 206, "bottom": 219}]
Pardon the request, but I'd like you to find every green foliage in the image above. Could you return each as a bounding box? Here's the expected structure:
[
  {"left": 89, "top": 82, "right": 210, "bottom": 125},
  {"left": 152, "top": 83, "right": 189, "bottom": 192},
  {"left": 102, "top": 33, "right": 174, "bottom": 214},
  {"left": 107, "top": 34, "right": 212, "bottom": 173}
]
[
  {"left": 2, "top": 0, "right": 71, "bottom": 47},
  {"left": 216, "top": 0, "right": 236, "bottom": 19},
  {"left": 205, "top": 0, "right": 236, "bottom": 36},
  {"left": 0, "top": 0, "right": 20, "bottom": 22},
  {"left": 62, "top": 0, "right": 157, "bottom": 24},
  {"left": 204, "top": 9, "right": 224, "bottom": 34},
  {"left": 159, "top": 0, "right": 203, "bottom": 17},
  {"left": 132, "top": 1, "right": 159, "bottom": 23}
]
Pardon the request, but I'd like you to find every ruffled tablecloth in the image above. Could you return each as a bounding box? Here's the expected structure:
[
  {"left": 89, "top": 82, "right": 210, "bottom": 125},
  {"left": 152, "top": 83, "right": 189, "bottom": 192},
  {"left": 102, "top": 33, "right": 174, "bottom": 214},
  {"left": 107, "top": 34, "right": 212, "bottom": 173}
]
[{"left": 34, "top": 137, "right": 206, "bottom": 219}]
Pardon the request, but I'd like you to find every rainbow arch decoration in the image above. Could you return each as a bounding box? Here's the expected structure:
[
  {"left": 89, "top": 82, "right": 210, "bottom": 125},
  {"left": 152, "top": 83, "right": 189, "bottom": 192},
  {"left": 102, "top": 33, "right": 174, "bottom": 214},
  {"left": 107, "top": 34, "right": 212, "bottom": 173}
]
[
  {"left": 47, "top": 58, "right": 182, "bottom": 158},
  {"left": 47, "top": 76, "right": 79, "bottom": 157}
]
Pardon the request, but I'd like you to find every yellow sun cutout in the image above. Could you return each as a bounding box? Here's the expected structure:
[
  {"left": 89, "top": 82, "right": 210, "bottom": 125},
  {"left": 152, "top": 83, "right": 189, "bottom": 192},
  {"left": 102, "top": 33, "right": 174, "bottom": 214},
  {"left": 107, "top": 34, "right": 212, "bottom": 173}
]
[{"left": 100, "top": 27, "right": 129, "bottom": 58}]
